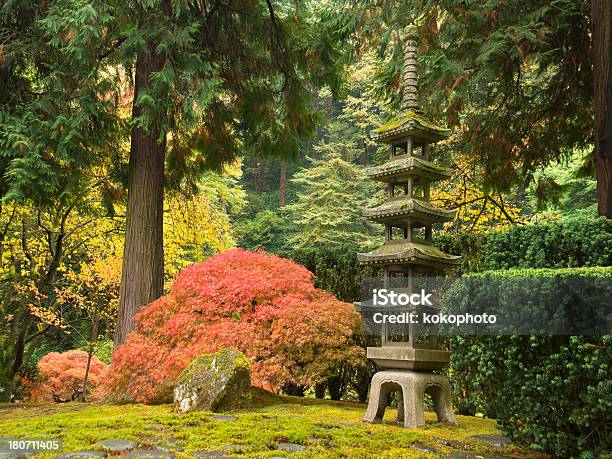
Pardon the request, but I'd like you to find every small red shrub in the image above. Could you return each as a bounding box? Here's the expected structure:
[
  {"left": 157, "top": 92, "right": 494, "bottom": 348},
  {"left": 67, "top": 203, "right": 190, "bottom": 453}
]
[
  {"left": 29, "top": 350, "right": 107, "bottom": 402},
  {"left": 105, "top": 249, "right": 363, "bottom": 403}
]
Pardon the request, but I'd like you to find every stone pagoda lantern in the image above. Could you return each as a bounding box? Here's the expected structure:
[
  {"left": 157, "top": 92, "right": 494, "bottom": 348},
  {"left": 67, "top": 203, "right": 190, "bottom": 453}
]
[{"left": 358, "top": 25, "right": 460, "bottom": 428}]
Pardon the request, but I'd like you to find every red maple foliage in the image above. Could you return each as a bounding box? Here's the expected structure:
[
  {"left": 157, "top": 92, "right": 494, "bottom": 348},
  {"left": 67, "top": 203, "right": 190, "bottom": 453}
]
[
  {"left": 28, "top": 350, "right": 107, "bottom": 402},
  {"left": 104, "top": 249, "right": 363, "bottom": 403}
]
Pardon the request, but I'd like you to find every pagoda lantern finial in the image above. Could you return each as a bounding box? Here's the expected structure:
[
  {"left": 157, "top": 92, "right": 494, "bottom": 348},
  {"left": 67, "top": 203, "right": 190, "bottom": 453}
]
[{"left": 401, "top": 24, "right": 420, "bottom": 113}]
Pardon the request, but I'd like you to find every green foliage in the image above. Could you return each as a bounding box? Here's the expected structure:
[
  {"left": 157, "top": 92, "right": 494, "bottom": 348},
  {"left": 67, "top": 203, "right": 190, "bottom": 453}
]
[
  {"left": 236, "top": 210, "right": 291, "bottom": 254},
  {"left": 325, "top": 0, "right": 594, "bottom": 193},
  {"left": 284, "top": 243, "right": 371, "bottom": 303},
  {"left": 526, "top": 150, "right": 597, "bottom": 218},
  {"left": 0, "top": 0, "right": 127, "bottom": 203},
  {"left": 484, "top": 217, "right": 612, "bottom": 269},
  {"left": 450, "top": 334, "right": 610, "bottom": 458},
  {"left": 434, "top": 233, "right": 488, "bottom": 274},
  {"left": 285, "top": 155, "right": 379, "bottom": 248},
  {"left": 446, "top": 268, "right": 612, "bottom": 458}
]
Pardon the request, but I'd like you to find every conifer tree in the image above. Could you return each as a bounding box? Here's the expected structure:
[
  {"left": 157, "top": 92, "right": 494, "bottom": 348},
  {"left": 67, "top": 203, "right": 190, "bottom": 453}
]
[
  {"left": 0, "top": 0, "right": 347, "bottom": 345},
  {"left": 286, "top": 152, "right": 378, "bottom": 247}
]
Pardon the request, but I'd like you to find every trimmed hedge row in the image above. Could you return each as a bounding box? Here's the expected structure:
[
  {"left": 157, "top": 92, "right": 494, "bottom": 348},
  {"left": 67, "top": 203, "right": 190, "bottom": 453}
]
[
  {"left": 446, "top": 267, "right": 612, "bottom": 458},
  {"left": 483, "top": 217, "right": 612, "bottom": 270}
]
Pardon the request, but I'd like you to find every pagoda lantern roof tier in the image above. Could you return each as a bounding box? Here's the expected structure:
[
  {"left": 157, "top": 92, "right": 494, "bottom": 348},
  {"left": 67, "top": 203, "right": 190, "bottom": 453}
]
[
  {"left": 357, "top": 240, "right": 460, "bottom": 269},
  {"left": 363, "top": 196, "right": 455, "bottom": 225},
  {"left": 372, "top": 111, "right": 451, "bottom": 144},
  {"left": 366, "top": 155, "right": 451, "bottom": 183},
  {"left": 367, "top": 345, "right": 451, "bottom": 370}
]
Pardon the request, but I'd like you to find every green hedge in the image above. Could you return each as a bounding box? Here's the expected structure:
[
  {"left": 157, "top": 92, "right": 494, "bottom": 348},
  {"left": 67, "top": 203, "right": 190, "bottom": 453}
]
[
  {"left": 447, "top": 268, "right": 612, "bottom": 458},
  {"left": 483, "top": 217, "right": 612, "bottom": 270}
]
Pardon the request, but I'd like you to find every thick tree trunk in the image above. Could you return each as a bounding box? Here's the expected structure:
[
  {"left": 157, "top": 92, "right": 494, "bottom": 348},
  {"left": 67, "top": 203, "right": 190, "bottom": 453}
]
[
  {"left": 279, "top": 162, "right": 287, "bottom": 207},
  {"left": 592, "top": 0, "right": 612, "bottom": 217},
  {"left": 115, "top": 16, "right": 167, "bottom": 347}
]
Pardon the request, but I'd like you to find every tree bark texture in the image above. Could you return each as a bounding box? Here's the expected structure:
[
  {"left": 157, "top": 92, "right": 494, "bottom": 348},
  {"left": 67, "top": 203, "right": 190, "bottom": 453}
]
[
  {"left": 115, "top": 6, "right": 168, "bottom": 347},
  {"left": 592, "top": 0, "right": 612, "bottom": 217}
]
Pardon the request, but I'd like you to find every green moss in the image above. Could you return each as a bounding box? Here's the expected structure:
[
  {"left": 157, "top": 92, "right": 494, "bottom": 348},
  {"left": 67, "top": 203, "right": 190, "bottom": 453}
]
[
  {"left": 364, "top": 197, "right": 455, "bottom": 219},
  {"left": 175, "top": 348, "right": 251, "bottom": 412},
  {"left": 369, "top": 241, "right": 460, "bottom": 260},
  {"left": 366, "top": 156, "right": 452, "bottom": 180},
  {"left": 374, "top": 111, "right": 450, "bottom": 135},
  {"left": 0, "top": 392, "right": 543, "bottom": 458}
]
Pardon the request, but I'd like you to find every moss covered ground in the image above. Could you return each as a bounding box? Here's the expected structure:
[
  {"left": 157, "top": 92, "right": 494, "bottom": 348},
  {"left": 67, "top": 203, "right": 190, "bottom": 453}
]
[{"left": 0, "top": 389, "right": 545, "bottom": 458}]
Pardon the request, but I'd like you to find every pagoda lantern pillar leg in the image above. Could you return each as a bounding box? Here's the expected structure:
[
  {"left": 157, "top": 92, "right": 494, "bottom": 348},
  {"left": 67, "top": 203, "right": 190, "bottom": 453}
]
[{"left": 363, "top": 371, "right": 457, "bottom": 428}]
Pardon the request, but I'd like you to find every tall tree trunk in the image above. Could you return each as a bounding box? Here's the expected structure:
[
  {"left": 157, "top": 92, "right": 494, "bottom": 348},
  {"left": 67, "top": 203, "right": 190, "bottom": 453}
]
[
  {"left": 592, "top": 0, "right": 612, "bottom": 217},
  {"left": 257, "top": 161, "right": 266, "bottom": 193},
  {"left": 309, "top": 138, "right": 317, "bottom": 160},
  {"left": 115, "top": 7, "right": 168, "bottom": 347},
  {"left": 359, "top": 138, "right": 368, "bottom": 165},
  {"left": 279, "top": 162, "right": 287, "bottom": 207}
]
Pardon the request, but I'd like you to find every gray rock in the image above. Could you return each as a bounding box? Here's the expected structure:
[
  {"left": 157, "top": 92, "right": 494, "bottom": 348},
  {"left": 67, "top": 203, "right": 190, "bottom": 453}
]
[
  {"left": 444, "top": 452, "right": 514, "bottom": 459},
  {"left": 95, "top": 439, "right": 138, "bottom": 452},
  {"left": 471, "top": 434, "right": 511, "bottom": 447},
  {"left": 126, "top": 450, "right": 174, "bottom": 459},
  {"left": 277, "top": 443, "right": 306, "bottom": 452},
  {"left": 0, "top": 438, "right": 35, "bottom": 458},
  {"left": 210, "top": 415, "right": 236, "bottom": 422},
  {"left": 412, "top": 442, "right": 437, "bottom": 454},
  {"left": 56, "top": 452, "right": 107, "bottom": 458},
  {"left": 0, "top": 452, "right": 28, "bottom": 459},
  {"left": 191, "top": 451, "right": 238, "bottom": 459},
  {"left": 156, "top": 446, "right": 184, "bottom": 453},
  {"left": 436, "top": 439, "right": 462, "bottom": 448},
  {"left": 0, "top": 447, "right": 35, "bottom": 458},
  {"left": 174, "top": 348, "right": 251, "bottom": 413}
]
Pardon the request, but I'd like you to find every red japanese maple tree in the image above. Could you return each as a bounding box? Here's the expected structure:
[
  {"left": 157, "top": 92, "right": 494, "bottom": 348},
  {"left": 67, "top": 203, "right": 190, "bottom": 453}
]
[
  {"left": 29, "top": 350, "right": 107, "bottom": 402},
  {"left": 104, "top": 249, "right": 363, "bottom": 403}
]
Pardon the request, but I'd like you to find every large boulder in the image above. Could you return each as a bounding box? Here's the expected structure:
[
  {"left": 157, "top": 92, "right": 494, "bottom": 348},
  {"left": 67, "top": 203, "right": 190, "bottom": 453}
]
[{"left": 173, "top": 348, "right": 251, "bottom": 413}]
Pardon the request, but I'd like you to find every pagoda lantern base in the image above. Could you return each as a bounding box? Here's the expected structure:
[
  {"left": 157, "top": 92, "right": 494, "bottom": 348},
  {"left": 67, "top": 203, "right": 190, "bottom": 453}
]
[{"left": 363, "top": 370, "right": 457, "bottom": 428}]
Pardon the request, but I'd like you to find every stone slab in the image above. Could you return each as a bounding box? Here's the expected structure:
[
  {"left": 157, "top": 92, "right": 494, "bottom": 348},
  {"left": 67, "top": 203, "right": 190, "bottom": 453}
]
[
  {"left": 0, "top": 452, "right": 29, "bottom": 459},
  {"left": 95, "top": 439, "right": 138, "bottom": 452},
  {"left": 57, "top": 452, "right": 107, "bottom": 458},
  {"left": 471, "top": 434, "right": 511, "bottom": 447},
  {"left": 412, "top": 442, "right": 437, "bottom": 454},
  {"left": 277, "top": 443, "right": 306, "bottom": 452},
  {"left": 192, "top": 451, "right": 225, "bottom": 458},
  {"left": 126, "top": 450, "right": 174, "bottom": 459},
  {"left": 210, "top": 416, "right": 236, "bottom": 422}
]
